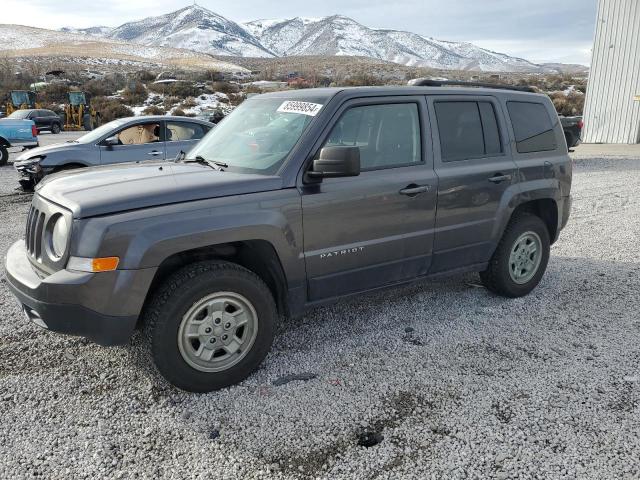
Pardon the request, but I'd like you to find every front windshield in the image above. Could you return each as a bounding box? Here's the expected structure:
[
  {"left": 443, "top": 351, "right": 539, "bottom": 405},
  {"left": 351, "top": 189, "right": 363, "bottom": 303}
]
[
  {"left": 76, "top": 119, "right": 129, "bottom": 144},
  {"left": 187, "top": 96, "right": 324, "bottom": 174},
  {"left": 8, "top": 110, "right": 30, "bottom": 119}
]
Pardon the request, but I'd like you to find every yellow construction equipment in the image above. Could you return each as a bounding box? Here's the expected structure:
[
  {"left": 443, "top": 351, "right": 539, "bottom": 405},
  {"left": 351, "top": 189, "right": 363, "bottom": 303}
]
[
  {"left": 63, "top": 91, "right": 100, "bottom": 131},
  {"left": 6, "top": 90, "right": 39, "bottom": 115}
]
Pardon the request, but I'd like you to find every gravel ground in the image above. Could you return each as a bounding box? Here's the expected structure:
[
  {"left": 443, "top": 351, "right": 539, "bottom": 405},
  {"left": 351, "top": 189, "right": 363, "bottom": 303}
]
[{"left": 1, "top": 146, "right": 639, "bottom": 479}]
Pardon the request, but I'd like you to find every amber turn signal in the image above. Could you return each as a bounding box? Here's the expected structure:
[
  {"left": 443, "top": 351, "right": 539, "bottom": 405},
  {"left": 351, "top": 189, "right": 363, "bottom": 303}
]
[
  {"left": 67, "top": 256, "right": 120, "bottom": 273},
  {"left": 92, "top": 257, "right": 120, "bottom": 272}
]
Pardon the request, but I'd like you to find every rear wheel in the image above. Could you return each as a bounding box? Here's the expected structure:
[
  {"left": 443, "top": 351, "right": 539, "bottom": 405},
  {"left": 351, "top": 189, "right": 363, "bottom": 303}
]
[
  {"left": 136, "top": 261, "right": 277, "bottom": 392},
  {"left": 51, "top": 123, "right": 61, "bottom": 134},
  {"left": 83, "top": 114, "right": 93, "bottom": 131},
  {"left": 0, "top": 145, "right": 7, "bottom": 167},
  {"left": 480, "top": 213, "right": 550, "bottom": 297},
  {"left": 565, "top": 132, "right": 574, "bottom": 150}
]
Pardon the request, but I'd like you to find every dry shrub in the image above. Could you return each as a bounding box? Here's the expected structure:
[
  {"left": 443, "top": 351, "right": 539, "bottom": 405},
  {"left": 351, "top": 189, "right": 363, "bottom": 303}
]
[
  {"left": 121, "top": 83, "right": 147, "bottom": 105},
  {"left": 212, "top": 81, "right": 240, "bottom": 94},
  {"left": 228, "top": 93, "right": 245, "bottom": 107},
  {"left": 142, "top": 105, "right": 166, "bottom": 115},
  {"left": 550, "top": 91, "right": 585, "bottom": 116},
  {"left": 163, "top": 95, "right": 181, "bottom": 110},
  {"left": 148, "top": 82, "right": 200, "bottom": 98},
  {"left": 92, "top": 97, "right": 134, "bottom": 122},
  {"left": 40, "top": 83, "right": 69, "bottom": 104},
  {"left": 181, "top": 97, "right": 197, "bottom": 108}
]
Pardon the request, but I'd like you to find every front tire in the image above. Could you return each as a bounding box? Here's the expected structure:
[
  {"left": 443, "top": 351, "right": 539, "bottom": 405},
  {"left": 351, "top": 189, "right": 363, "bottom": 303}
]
[
  {"left": 0, "top": 145, "right": 7, "bottom": 167},
  {"left": 51, "top": 123, "right": 61, "bottom": 134},
  {"left": 480, "top": 213, "right": 550, "bottom": 297},
  {"left": 137, "top": 261, "right": 277, "bottom": 392}
]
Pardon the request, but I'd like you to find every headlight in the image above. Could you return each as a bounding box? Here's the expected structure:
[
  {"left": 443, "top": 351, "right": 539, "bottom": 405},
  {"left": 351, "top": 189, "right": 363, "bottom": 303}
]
[
  {"left": 16, "top": 154, "right": 44, "bottom": 164},
  {"left": 50, "top": 215, "right": 69, "bottom": 258}
]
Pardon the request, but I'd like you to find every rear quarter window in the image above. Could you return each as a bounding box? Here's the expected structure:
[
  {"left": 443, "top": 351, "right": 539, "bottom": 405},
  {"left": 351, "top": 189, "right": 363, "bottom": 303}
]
[
  {"left": 434, "top": 101, "right": 503, "bottom": 161},
  {"left": 507, "top": 101, "right": 557, "bottom": 153}
]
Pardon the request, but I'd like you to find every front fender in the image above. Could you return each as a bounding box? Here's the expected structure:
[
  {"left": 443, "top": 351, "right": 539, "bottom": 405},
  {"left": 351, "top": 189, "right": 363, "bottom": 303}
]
[{"left": 71, "top": 190, "right": 305, "bottom": 289}]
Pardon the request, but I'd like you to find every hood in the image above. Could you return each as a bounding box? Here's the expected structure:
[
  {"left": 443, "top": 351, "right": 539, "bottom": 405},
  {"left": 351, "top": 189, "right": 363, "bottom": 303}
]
[
  {"left": 16, "top": 142, "right": 77, "bottom": 161},
  {"left": 36, "top": 161, "right": 283, "bottom": 218}
]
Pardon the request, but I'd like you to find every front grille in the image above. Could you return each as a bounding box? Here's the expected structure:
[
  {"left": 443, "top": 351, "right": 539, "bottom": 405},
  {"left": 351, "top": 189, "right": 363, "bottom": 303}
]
[
  {"left": 23, "top": 194, "right": 72, "bottom": 275},
  {"left": 25, "top": 206, "right": 46, "bottom": 260}
]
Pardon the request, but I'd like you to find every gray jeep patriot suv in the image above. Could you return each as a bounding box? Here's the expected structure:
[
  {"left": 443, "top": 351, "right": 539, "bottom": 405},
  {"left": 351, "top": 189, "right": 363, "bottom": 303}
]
[{"left": 5, "top": 81, "right": 572, "bottom": 392}]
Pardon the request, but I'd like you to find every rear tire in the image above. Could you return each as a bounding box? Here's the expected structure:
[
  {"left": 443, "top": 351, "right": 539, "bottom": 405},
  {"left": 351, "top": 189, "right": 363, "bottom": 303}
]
[
  {"left": 480, "top": 212, "right": 550, "bottom": 297},
  {"left": 565, "top": 132, "right": 574, "bottom": 150},
  {"left": 135, "top": 261, "right": 277, "bottom": 392},
  {"left": 83, "top": 114, "right": 93, "bottom": 131},
  {"left": 0, "top": 145, "right": 7, "bottom": 167}
]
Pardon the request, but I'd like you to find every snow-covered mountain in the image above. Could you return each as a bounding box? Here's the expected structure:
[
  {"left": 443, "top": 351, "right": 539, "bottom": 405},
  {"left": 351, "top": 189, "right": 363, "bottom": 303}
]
[
  {"left": 244, "top": 15, "right": 544, "bottom": 72},
  {"left": 107, "top": 5, "right": 274, "bottom": 58},
  {"left": 0, "top": 24, "right": 249, "bottom": 73},
  {"left": 50, "top": 5, "right": 575, "bottom": 73},
  {"left": 59, "top": 26, "right": 112, "bottom": 37}
]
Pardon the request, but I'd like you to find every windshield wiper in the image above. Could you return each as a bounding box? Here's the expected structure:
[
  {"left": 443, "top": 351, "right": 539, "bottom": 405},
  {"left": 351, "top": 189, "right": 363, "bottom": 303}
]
[{"left": 182, "top": 155, "right": 227, "bottom": 171}]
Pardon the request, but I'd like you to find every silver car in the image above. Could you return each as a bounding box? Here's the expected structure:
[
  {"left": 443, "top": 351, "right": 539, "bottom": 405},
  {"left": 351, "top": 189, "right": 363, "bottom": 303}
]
[{"left": 15, "top": 115, "right": 213, "bottom": 189}]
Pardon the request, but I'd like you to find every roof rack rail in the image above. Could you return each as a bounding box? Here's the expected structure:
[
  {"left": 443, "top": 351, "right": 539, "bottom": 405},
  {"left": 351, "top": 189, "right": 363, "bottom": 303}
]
[{"left": 408, "top": 78, "right": 537, "bottom": 93}]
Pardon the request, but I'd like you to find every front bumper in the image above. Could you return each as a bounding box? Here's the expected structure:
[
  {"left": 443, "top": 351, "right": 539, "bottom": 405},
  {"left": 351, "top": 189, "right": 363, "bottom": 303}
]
[
  {"left": 14, "top": 161, "right": 48, "bottom": 187},
  {"left": 4, "top": 240, "right": 156, "bottom": 346}
]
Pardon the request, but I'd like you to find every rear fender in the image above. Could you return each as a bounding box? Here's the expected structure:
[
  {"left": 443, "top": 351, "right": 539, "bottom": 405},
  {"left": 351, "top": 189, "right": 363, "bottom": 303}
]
[{"left": 492, "top": 179, "right": 561, "bottom": 243}]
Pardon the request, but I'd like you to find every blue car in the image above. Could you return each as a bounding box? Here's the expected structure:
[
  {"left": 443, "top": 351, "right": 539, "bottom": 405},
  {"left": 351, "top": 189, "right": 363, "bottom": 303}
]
[
  {"left": 0, "top": 117, "right": 39, "bottom": 166},
  {"left": 14, "top": 115, "right": 213, "bottom": 189}
]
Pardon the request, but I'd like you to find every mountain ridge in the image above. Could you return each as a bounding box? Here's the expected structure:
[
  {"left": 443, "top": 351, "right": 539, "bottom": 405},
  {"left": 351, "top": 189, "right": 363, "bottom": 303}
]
[{"left": 49, "top": 5, "right": 586, "bottom": 73}]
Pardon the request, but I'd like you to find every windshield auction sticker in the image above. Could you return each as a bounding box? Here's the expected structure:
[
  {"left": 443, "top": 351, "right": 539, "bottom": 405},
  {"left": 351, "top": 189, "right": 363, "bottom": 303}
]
[{"left": 277, "top": 101, "right": 323, "bottom": 116}]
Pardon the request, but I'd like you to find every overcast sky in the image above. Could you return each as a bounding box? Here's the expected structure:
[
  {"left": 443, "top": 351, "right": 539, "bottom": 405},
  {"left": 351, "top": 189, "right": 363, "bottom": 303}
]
[{"left": 5, "top": 0, "right": 598, "bottom": 65}]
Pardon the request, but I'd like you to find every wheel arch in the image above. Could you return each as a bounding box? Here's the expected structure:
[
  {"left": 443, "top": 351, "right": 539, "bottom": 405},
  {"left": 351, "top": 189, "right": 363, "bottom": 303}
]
[
  {"left": 511, "top": 198, "right": 558, "bottom": 243},
  {"left": 52, "top": 161, "right": 89, "bottom": 172},
  {"left": 141, "top": 240, "right": 290, "bottom": 323},
  {"left": 0, "top": 136, "right": 10, "bottom": 147}
]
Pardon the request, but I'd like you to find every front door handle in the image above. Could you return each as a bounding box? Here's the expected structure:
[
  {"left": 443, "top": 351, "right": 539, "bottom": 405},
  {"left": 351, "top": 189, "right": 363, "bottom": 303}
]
[
  {"left": 148, "top": 151, "right": 162, "bottom": 156},
  {"left": 399, "top": 184, "right": 431, "bottom": 196},
  {"left": 488, "top": 173, "right": 512, "bottom": 184}
]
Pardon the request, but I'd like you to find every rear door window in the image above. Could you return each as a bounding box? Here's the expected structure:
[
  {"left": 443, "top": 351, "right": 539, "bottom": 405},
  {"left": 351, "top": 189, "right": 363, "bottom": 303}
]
[
  {"left": 434, "top": 102, "right": 484, "bottom": 161},
  {"left": 507, "top": 101, "right": 556, "bottom": 153},
  {"left": 166, "top": 122, "right": 208, "bottom": 142}
]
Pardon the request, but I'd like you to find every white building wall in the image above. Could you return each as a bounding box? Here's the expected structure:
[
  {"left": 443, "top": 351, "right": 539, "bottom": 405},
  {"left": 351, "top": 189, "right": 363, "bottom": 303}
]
[{"left": 583, "top": 0, "right": 640, "bottom": 144}]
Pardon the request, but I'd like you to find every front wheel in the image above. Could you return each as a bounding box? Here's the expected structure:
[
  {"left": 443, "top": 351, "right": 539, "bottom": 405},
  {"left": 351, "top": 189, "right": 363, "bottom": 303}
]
[
  {"left": 137, "top": 261, "right": 277, "bottom": 392},
  {"left": 0, "top": 145, "right": 7, "bottom": 167},
  {"left": 480, "top": 213, "right": 550, "bottom": 297},
  {"left": 51, "top": 123, "right": 61, "bottom": 134}
]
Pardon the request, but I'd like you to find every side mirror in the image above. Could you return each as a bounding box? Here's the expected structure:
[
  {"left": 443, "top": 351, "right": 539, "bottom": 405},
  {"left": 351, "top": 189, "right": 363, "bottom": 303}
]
[
  {"left": 307, "top": 146, "right": 360, "bottom": 179},
  {"left": 102, "top": 135, "right": 119, "bottom": 147}
]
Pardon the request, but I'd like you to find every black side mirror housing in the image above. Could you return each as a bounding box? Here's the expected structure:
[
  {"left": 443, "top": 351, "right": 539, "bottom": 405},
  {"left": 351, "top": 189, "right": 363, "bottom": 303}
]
[{"left": 307, "top": 146, "right": 360, "bottom": 180}]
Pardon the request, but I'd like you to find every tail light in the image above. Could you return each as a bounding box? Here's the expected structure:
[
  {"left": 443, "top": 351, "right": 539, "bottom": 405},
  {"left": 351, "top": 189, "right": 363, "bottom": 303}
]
[
  {"left": 31, "top": 125, "right": 38, "bottom": 137},
  {"left": 577, "top": 120, "right": 584, "bottom": 130}
]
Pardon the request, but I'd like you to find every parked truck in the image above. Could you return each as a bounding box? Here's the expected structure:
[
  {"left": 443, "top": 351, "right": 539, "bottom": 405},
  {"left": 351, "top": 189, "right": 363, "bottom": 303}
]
[
  {"left": 0, "top": 117, "right": 38, "bottom": 166},
  {"left": 560, "top": 116, "right": 583, "bottom": 149}
]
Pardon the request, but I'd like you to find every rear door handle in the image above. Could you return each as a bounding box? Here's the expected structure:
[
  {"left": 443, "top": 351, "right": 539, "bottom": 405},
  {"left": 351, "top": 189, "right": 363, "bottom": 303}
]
[
  {"left": 399, "top": 184, "right": 431, "bottom": 196},
  {"left": 488, "top": 173, "right": 512, "bottom": 184},
  {"left": 148, "top": 151, "right": 162, "bottom": 156}
]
